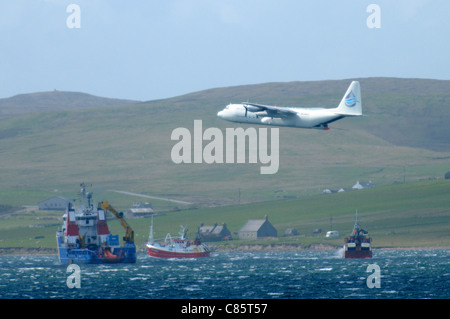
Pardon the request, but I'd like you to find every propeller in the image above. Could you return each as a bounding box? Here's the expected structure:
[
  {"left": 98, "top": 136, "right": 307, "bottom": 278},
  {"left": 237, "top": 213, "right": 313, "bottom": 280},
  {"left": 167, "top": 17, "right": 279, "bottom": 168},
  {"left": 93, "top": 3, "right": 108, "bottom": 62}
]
[{"left": 244, "top": 99, "right": 250, "bottom": 117}]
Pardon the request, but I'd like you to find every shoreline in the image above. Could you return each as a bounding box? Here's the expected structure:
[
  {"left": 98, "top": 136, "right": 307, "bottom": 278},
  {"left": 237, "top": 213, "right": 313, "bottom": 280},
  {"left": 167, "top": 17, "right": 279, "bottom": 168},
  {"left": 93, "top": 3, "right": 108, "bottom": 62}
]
[{"left": 1, "top": 244, "right": 449, "bottom": 256}]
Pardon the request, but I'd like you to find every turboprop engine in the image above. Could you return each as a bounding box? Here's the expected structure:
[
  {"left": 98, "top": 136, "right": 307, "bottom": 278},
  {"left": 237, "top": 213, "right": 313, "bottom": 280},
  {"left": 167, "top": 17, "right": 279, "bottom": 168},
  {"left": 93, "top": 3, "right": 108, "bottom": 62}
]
[
  {"left": 243, "top": 104, "right": 262, "bottom": 112},
  {"left": 254, "top": 111, "right": 268, "bottom": 117},
  {"left": 260, "top": 117, "right": 273, "bottom": 125}
]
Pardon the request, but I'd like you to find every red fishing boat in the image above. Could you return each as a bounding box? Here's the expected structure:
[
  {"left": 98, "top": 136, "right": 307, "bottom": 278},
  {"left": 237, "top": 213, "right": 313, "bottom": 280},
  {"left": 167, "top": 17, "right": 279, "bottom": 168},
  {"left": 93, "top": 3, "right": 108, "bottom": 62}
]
[
  {"left": 146, "top": 217, "right": 210, "bottom": 258},
  {"left": 344, "top": 210, "right": 372, "bottom": 258}
]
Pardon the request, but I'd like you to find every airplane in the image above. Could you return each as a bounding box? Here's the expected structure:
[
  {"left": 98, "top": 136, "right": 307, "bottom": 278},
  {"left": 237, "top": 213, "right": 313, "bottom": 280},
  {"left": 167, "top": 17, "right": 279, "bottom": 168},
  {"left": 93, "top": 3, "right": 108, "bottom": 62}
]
[{"left": 217, "top": 81, "right": 363, "bottom": 130}]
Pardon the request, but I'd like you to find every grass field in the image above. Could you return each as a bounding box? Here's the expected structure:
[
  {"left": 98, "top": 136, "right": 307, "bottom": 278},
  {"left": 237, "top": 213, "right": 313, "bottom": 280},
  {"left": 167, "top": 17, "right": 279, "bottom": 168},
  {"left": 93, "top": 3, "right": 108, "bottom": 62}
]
[
  {"left": 0, "top": 78, "right": 449, "bottom": 209},
  {"left": 1, "top": 179, "right": 449, "bottom": 254},
  {"left": 0, "top": 97, "right": 448, "bottom": 209}
]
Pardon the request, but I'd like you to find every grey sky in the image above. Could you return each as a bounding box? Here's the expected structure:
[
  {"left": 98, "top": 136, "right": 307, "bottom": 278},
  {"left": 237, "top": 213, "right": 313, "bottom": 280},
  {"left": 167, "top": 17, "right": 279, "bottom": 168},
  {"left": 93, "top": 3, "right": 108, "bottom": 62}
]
[{"left": 1, "top": 0, "right": 448, "bottom": 101}]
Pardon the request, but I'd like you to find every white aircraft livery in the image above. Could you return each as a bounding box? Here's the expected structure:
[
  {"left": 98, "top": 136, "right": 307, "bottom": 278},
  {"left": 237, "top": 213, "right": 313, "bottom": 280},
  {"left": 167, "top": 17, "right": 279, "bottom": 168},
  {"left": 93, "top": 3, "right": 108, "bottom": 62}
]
[{"left": 217, "top": 81, "right": 363, "bottom": 130}]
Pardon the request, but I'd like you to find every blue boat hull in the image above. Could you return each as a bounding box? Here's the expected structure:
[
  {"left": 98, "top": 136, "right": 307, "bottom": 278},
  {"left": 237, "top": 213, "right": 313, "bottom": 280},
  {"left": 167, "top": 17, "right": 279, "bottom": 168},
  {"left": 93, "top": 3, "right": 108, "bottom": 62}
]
[{"left": 57, "top": 236, "right": 136, "bottom": 264}]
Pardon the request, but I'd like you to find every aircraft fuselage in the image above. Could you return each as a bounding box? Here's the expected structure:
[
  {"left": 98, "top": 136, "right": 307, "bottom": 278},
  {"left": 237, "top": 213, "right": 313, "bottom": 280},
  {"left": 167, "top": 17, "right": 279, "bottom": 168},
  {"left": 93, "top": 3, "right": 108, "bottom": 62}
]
[
  {"left": 217, "top": 104, "right": 343, "bottom": 130},
  {"left": 217, "top": 81, "right": 363, "bottom": 130}
]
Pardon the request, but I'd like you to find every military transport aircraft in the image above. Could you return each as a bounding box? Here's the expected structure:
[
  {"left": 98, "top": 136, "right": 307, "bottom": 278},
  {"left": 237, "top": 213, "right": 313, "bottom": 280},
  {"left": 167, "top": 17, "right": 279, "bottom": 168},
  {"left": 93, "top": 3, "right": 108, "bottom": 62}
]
[{"left": 217, "top": 81, "right": 363, "bottom": 130}]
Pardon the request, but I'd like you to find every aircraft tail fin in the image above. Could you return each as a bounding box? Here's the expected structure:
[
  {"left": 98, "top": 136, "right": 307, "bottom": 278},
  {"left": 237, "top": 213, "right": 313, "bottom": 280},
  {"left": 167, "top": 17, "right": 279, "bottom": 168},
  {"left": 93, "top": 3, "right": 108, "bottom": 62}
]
[{"left": 335, "top": 81, "right": 362, "bottom": 116}]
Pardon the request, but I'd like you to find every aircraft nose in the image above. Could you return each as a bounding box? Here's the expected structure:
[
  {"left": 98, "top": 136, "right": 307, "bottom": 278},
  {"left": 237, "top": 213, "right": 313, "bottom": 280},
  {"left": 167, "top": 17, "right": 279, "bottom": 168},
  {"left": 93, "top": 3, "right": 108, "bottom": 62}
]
[{"left": 217, "top": 110, "right": 224, "bottom": 118}]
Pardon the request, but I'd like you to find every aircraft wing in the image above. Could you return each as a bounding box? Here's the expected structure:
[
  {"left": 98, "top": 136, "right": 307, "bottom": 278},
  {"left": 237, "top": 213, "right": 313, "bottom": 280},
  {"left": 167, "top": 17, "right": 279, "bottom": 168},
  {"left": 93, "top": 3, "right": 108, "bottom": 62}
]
[{"left": 245, "top": 102, "right": 298, "bottom": 118}]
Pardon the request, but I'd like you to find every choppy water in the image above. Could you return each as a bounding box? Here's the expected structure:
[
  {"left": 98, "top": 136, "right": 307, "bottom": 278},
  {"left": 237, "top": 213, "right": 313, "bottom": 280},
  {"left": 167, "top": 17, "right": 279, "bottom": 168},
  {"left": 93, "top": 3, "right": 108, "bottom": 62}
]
[{"left": 0, "top": 249, "right": 449, "bottom": 299}]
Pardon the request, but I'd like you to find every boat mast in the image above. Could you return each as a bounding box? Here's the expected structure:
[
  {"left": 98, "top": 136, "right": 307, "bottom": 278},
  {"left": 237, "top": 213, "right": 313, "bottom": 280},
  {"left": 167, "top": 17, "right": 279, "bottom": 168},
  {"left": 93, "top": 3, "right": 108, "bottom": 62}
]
[
  {"left": 149, "top": 214, "right": 154, "bottom": 242},
  {"left": 352, "top": 208, "right": 361, "bottom": 236}
]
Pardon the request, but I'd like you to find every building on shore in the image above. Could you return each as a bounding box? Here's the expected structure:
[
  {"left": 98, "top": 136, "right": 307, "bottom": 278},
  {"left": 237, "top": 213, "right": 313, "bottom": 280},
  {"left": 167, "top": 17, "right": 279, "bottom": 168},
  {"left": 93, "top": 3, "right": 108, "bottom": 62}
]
[
  {"left": 238, "top": 215, "right": 277, "bottom": 240},
  {"left": 198, "top": 223, "right": 232, "bottom": 242},
  {"left": 38, "top": 197, "right": 72, "bottom": 211},
  {"left": 129, "top": 202, "right": 154, "bottom": 217},
  {"left": 352, "top": 181, "right": 374, "bottom": 190}
]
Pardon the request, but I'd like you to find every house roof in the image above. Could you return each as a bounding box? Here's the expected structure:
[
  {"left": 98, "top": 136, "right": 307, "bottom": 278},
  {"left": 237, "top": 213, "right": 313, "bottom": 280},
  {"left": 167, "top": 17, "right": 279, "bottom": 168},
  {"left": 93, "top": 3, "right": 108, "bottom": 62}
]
[
  {"left": 239, "top": 218, "right": 268, "bottom": 232},
  {"left": 38, "top": 196, "right": 71, "bottom": 204},
  {"left": 199, "top": 224, "right": 228, "bottom": 234},
  {"left": 352, "top": 181, "right": 374, "bottom": 189},
  {"left": 211, "top": 226, "right": 225, "bottom": 234},
  {"left": 199, "top": 225, "right": 215, "bottom": 233}
]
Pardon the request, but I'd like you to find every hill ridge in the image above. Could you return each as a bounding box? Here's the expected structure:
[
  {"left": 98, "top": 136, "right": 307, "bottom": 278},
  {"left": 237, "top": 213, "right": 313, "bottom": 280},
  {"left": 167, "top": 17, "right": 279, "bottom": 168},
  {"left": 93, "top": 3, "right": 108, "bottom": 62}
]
[
  {"left": 145, "top": 77, "right": 450, "bottom": 105},
  {"left": 0, "top": 90, "right": 140, "bottom": 117}
]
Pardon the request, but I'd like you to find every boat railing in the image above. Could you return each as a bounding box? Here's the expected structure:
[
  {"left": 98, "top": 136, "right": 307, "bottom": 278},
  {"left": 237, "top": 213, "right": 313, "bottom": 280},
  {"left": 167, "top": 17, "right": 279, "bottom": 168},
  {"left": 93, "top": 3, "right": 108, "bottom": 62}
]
[{"left": 147, "top": 233, "right": 191, "bottom": 247}]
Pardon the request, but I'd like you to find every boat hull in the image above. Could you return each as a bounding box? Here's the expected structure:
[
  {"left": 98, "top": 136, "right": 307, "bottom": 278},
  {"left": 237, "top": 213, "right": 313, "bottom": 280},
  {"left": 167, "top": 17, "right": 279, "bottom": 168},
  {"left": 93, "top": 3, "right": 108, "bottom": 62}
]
[
  {"left": 57, "top": 235, "right": 136, "bottom": 264},
  {"left": 343, "top": 210, "right": 372, "bottom": 259},
  {"left": 147, "top": 244, "right": 210, "bottom": 259},
  {"left": 344, "top": 243, "right": 372, "bottom": 258},
  {"left": 344, "top": 249, "right": 372, "bottom": 259}
]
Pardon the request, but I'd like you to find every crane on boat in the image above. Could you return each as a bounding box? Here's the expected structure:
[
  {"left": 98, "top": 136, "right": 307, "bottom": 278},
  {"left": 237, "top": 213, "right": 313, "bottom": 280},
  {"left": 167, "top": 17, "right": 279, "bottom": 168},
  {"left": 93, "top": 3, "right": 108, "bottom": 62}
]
[{"left": 101, "top": 200, "right": 134, "bottom": 244}]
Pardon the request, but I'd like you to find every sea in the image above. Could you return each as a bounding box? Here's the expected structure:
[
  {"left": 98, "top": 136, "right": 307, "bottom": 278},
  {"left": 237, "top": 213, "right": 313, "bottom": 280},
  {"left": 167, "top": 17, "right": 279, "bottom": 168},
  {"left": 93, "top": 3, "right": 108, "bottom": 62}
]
[{"left": 1, "top": 249, "right": 448, "bottom": 301}]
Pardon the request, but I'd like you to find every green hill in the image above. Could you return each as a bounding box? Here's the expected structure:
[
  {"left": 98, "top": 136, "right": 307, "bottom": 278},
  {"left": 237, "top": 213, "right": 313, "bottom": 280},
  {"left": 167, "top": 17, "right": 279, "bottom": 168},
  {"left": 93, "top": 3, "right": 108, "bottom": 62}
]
[
  {"left": 0, "top": 90, "right": 139, "bottom": 118},
  {"left": 0, "top": 77, "right": 449, "bottom": 211},
  {"left": 147, "top": 77, "right": 450, "bottom": 152},
  {"left": 1, "top": 79, "right": 450, "bottom": 255}
]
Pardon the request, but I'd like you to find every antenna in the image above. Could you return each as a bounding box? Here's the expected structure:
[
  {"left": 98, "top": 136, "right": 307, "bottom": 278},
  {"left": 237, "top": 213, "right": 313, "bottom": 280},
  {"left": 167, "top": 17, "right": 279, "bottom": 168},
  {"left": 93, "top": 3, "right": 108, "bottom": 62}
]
[{"left": 354, "top": 209, "right": 360, "bottom": 229}]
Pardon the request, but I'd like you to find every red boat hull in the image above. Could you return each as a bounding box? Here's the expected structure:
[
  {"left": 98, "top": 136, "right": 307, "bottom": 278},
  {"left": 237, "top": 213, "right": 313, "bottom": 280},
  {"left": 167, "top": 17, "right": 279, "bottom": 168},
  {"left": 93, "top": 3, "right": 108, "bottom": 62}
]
[
  {"left": 344, "top": 250, "right": 372, "bottom": 259},
  {"left": 147, "top": 246, "right": 210, "bottom": 258}
]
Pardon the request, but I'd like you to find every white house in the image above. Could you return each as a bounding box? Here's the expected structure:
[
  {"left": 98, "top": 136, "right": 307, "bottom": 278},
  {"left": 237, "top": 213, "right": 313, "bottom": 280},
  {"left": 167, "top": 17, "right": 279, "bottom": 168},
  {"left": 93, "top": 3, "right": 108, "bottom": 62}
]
[{"left": 352, "top": 181, "right": 374, "bottom": 190}]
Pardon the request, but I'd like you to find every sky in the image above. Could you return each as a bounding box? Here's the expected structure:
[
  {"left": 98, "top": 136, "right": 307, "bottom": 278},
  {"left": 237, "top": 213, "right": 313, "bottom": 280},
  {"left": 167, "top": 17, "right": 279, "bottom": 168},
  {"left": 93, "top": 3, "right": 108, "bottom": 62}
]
[{"left": 1, "top": 0, "right": 449, "bottom": 101}]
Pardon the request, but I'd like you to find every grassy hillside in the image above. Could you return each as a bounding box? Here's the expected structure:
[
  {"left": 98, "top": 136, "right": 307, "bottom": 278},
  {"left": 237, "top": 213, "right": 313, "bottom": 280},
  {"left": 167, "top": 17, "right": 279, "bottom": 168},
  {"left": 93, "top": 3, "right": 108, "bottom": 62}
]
[
  {"left": 0, "top": 90, "right": 139, "bottom": 118},
  {"left": 0, "top": 77, "right": 448, "bottom": 212},
  {"left": 1, "top": 179, "right": 449, "bottom": 253},
  {"left": 149, "top": 77, "right": 450, "bottom": 152}
]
